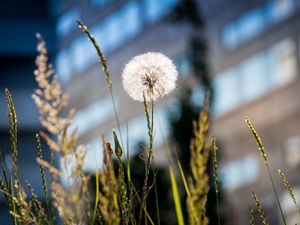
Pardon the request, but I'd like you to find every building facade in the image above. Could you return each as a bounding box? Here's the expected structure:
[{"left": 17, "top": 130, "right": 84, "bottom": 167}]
[
  {"left": 202, "top": 0, "right": 300, "bottom": 224},
  {"left": 55, "top": 0, "right": 300, "bottom": 224}
]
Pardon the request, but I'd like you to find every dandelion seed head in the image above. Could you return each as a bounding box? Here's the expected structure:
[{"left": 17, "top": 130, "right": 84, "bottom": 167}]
[{"left": 122, "top": 52, "right": 178, "bottom": 102}]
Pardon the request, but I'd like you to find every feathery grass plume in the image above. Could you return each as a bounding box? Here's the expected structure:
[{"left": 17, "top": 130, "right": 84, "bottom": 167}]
[
  {"left": 245, "top": 117, "right": 287, "bottom": 225},
  {"left": 113, "top": 130, "right": 130, "bottom": 225},
  {"left": 5, "top": 89, "right": 19, "bottom": 180},
  {"left": 278, "top": 169, "right": 300, "bottom": 214},
  {"left": 32, "top": 33, "right": 75, "bottom": 156},
  {"left": 33, "top": 34, "right": 90, "bottom": 224},
  {"left": 98, "top": 141, "right": 120, "bottom": 225},
  {"left": 187, "top": 99, "right": 210, "bottom": 225},
  {"left": 51, "top": 182, "right": 75, "bottom": 225},
  {"left": 252, "top": 191, "right": 269, "bottom": 225},
  {"left": 212, "top": 137, "right": 221, "bottom": 225},
  {"left": 249, "top": 206, "right": 254, "bottom": 225}
]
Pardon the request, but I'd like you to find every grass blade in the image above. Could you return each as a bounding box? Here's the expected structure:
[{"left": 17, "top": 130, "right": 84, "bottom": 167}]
[
  {"left": 169, "top": 166, "right": 184, "bottom": 225},
  {"left": 177, "top": 160, "right": 190, "bottom": 197},
  {"left": 91, "top": 169, "right": 100, "bottom": 225}
]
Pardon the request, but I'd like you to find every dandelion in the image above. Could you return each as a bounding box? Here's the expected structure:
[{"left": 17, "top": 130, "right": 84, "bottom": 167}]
[{"left": 122, "top": 52, "right": 178, "bottom": 102}]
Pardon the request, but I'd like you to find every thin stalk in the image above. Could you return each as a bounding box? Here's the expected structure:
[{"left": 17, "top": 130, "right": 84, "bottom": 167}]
[
  {"left": 76, "top": 19, "right": 124, "bottom": 147},
  {"left": 154, "top": 175, "right": 160, "bottom": 225},
  {"left": 265, "top": 163, "right": 287, "bottom": 225},
  {"left": 138, "top": 92, "right": 155, "bottom": 225},
  {"left": 91, "top": 169, "right": 99, "bottom": 225},
  {"left": 212, "top": 138, "right": 221, "bottom": 225},
  {"left": 35, "top": 134, "right": 54, "bottom": 225},
  {"left": 10, "top": 176, "right": 17, "bottom": 225}
]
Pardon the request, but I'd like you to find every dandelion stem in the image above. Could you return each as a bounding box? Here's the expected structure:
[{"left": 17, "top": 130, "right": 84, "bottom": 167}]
[{"left": 139, "top": 91, "right": 155, "bottom": 225}]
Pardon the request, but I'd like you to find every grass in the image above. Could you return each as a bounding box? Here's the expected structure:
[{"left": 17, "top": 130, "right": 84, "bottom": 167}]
[{"left": 0, "top": 19, "right": 299, "bottom": 225}]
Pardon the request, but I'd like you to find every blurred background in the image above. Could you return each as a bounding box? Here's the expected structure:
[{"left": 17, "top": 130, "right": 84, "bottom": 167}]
[{"left": 1, "top": 0, "right": 300, "bottom": 224}]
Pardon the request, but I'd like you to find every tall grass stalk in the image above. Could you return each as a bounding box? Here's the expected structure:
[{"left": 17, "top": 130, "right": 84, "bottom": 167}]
[
  {"left": 212, "top": 138, "right": 221, "bottom": 225},
  {"left": 76, "top": 19, "right": 124, "bottom": 148},
  {"left": 138, "top": 91, "right": 155, "bottom": 225},
  {"left": 35, "top": 134, "right": 54, "bottom": 225},
  {"left": 91, "top": 168, "right": 99, "bottom": 225},
  {"left": 246, "top": 117, "right": 287, "bottom": 225}
]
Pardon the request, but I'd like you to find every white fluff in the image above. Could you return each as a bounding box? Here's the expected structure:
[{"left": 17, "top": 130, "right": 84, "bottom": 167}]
[{"left": 122, "top": 52, "right": 178, "bottom": 102}]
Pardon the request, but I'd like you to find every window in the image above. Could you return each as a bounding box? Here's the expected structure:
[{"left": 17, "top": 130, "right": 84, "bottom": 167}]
[
  {"left": 56, "top": 49, "right": 72, "bottom": 83},
  {"left": 267, "top": 38, "right": 297, "bottom": 88},
  {"left": 237, "top": 8, "right": 265, "bottom": 42},
  {"left": 56, "top": 8, "right": 80, "bottom": 37},
  {"left": 92, "top": 22, "right": 112, "bottom": 54},
  {"left": 223, "top": 23, "right": 239, "bottom": 49},
  {"left": 69, "top": 36, "right": 97, "bottom": 73},
  {"left": 119, "top": 2, "right": 142, "bottom": 41},
  {"left": 214, "top": 68, "right": 240, "bottom": 114},
  {"left": 71, "top": 96, "right": 117, "bottom": 136},
  {"left": 220, "top": 154, "right": 259, "bottom": 191},
  {"left": 144, "top": 0, "right": 178, "bottom": 23},
  {"left": 222, "top": 0, "right": 299, "bottom": 49},
  {"left": 239, "top": 52, "right": 270, "bottom": 102},
  {"left": 91, "top": 0, "right": 113, "bottom": 7},
  {"left": 214, "top": 38, "right": 297, "bottom": 116},
  {"left": 91, "top": 1, "right": 142, "bottom": 54},
  {"left": 284, "top": 136, "right": 300, "bottom": 167}
]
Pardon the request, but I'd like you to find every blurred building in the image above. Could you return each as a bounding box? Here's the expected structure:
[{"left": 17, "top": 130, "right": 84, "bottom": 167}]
[
  {"left": 55, "top": 0, "right": 300, "bottom": 224},
  {"left": 200, "top": 0, "right": 300, "bottom": 224},
  {"left": 0, "top": 0, "right": 56, "bottom": 223}
]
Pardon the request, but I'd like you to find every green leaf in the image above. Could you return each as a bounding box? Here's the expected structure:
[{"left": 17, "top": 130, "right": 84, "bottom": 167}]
[{"left": 169, "top": 166, "right": 184, "bottom": 225}]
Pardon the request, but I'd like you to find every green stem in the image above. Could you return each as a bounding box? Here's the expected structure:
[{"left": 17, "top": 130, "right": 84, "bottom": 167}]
[
  {"left": 265, "top": 163, "right": 287, "bottom": 225},
  {"left": 139, "top": 92, "right": 155, "bottom": 225},
  {"left": 216, "top": 191, "right": 221, "bottom": 225},
  {"left": 154, "top": 171, "right": 160, "bottom": 225}
]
